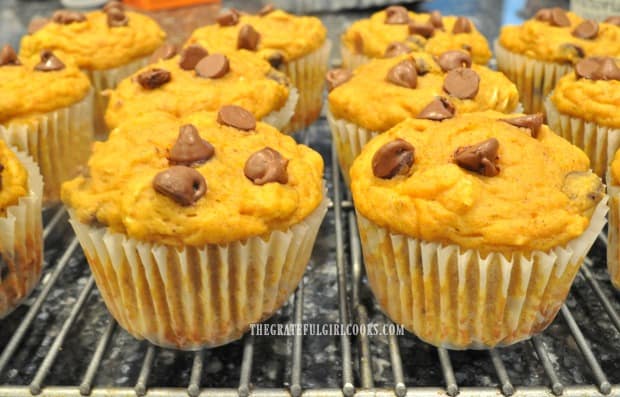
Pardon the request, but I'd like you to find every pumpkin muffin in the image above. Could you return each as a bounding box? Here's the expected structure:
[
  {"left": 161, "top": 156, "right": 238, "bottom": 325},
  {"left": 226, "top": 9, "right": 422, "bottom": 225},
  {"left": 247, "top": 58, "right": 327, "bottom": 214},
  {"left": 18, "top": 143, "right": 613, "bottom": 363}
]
[
  {"left": 185, "top": 6, "right": 329, "bottom": 132},
  {"left": 350, "top": 111, "right": 607, "bottom": 349},
  {"left": 0, "top": 45, "right": 92, "bottom": 203},
  {"left": 106, "top": 48, "right": 297, "bottom": 131},
  {"left": 20, "top": 1, "right": 166, "bottom": 135},
  {"left": 340, "top": 7, "right": 492, "bottom": 70},
  {"left": 606, "top": 150, "right": 620, "bottom": 289},
  {"left": 62, "top": 108, "right": 328, "bottom": 349},
  {"left": 497, "top": 8, "right": 620, "bottom": 113},
  {"left": 326, "top": 52, "right": 519, "bottom": 184}
]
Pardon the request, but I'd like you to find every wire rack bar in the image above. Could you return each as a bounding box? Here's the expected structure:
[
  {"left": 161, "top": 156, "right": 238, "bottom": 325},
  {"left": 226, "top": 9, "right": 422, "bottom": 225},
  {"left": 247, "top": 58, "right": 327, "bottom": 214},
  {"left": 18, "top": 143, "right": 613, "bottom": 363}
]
[
  {"left": 290, "top": 279, "right": 305, "bottom": 397},
  {"left": 437, "top": 347, "right": 458, "bottom": 397},
  {"left": 530, "top": 336, "right": 564, "bottom": 396},
  {"left": 79, "top": 317, "right": 116, "bottom": 395},
  {"left": 238, "top": 334, "right": 254, "bottom": 397},
  {"left": 354, "top": 304, "right": 374, "bottom": 389},
  {"left": 490, "top": 349, "right": 515, "bottom": 396},
  {"left": 135, "top": 345, "right": 156, "bottom": 397},
  {"left": 387, "top": 332, "right": 406, "bottom": 397},
  {"left": 187, "top": 350, "right": 204, "bottom": 397},
  {"left": 581, "top": 261, "right": 620, "bottom": 334},
  {"left": 43, "top": 207, "right": 66, "bottom": 240}
]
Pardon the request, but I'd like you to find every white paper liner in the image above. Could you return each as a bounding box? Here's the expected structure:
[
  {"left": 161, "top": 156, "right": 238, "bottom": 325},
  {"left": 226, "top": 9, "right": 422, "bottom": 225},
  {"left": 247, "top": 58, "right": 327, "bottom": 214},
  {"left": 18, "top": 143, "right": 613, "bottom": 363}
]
[
  {"left": 494, "top": 40, "right": 573, "bottom": 114},
  {"left": 68, "top": 194, "right": 329, "bottom": 350},
  {"left": 262, "top": 86, "right": 299, "bottom": 131},
  {"left": 0, "top": 150, "right": 43, "bottom": 318},
  {"left": 0, "top": 90, "right": 94, "bottom": 204},
  {"left": 341, "top": 45, "right": 371, "bottom": 71},
  {"left": 281, "top": 40, "right": 331, "bottom": 133},
  {"left": 606, "top": 174, "right": 620, "bottom": 290},
  {"left": 545, "top": 94, "right": 620, "bottom": 178},
  {"left": 356, "top": 196, "right": 608, "bottom": 349}
]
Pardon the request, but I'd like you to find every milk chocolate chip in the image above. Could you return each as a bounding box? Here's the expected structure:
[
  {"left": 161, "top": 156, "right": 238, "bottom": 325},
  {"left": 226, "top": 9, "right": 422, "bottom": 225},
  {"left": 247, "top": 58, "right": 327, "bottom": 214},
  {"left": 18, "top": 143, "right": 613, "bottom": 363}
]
[
  {"left": 107, "top": 7, "right": 128, "bottom": 27},
  {"left": 605, "top": 16, "right": 620, "bottom": 26},
  {"left": 325, "top": 68, "right": 352, "bottom": 92},
  {"left": 559, "top": 43, "right": 585, "bottom": 59},
  {"left": 103, "top": 0, "right": 124, "bottom": 11},
  {"left": 384, "top": 42, "right": 412, "bottom": 58},
  {"left": 387, "top": 59, "right": 417, "bottom": 88},
  {"left": 238, "top": 24, "right": 260, "bottom": 51},
  {"left": 385, "top": 6, "right": 410, "bottom": 24},
  {"left": 217, "top": 105, "right": 256, "bottom": 131},
  {"left": 353, "top": 32, "right": 364, "bottom": 53},
  {"left": 572, "top": 20, "right": 598, "bottom": 39},
  {"left": 452, "top": 17, "right": 472, "bottom": 34},
  {"left": 500, "top": 114, "right": 544, "bottom": 138},
  {"left": 535, "top": 7, "right": 570, "bottom": 27},
  {"left": 258, "top": 4, "right": 275, "bottom": 16},
  {"left": 454, "top": 138, "right": 500, "bottom": 177},
  {"left": 372, "top": 139, "right": 415, "bottom": 179},
  {"left": 169, "top": 124, "right": 214, "bottom": 166},
  {"left": 137, "top": 68, "right": 171, "bottom": 89},
  {"left": 437, "top": 50, "right": 472, "bottom": 72},
  {"left": 149, "top": 43, "right": 177, "bottom": 63},
  {"left": 153, "top": 166, "right": 207, "bottom": 206},
  {"left": 179, "top": 45, "right": 208, "bottom": 70},
  {"left": 416, "top": 97, "right": 455, "bottom": 121},
  {"left": 34, "top": 50, "right": 65, "bottom": 72},
  {"left": 408, "top": 21, "right": 435, "bottom": 38},
  {"left": 599, "top": 57, "right": 620, "bottom": 80},
  {"left": 52, "top": 10, "right": 86, "bottom": 24},
  {"left": 195, "top": 54, "right": 230, "bottom": 78},
  {"left": 217, "top": 9, "right": 240, "bottom": 26},
  {"left": 0, "top": 164, "right": 4, "bottom": 190},
  {"left": 267, "top": 51, "right": 284, "bottom": 68},
  {"left": 428, "top": 10, "right": 444, "bottom": 29},
  {"left": 244, "top": 147, "right": 289, "bottom": 185},
  {"left": 0, "top": 45, "right": 20, "bottom": 66},
  {"left": 575, "top": 56, "right": 620, "bottom": 80},
  {"left": 443, "top": 68, "right": 480, "bottom": 99},
  {"left": 28, "top": 17, "right": 49, "bottom": 34}
]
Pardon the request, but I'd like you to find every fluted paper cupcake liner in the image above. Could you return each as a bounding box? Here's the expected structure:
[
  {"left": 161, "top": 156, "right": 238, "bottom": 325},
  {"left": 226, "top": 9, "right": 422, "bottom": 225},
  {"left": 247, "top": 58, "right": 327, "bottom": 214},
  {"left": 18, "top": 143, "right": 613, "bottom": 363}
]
[
  {"left": 340, "top": 45, "right": 370, "bottom": 71},
  {"left": 545, "top": 95, "right": 620, "bottom": 178},
  {"left": 606, "top": 177, "right": 620, "bottom": 289},
  {"left": 0, "top": 90, "right": 94, "bottom": 204},
  {"left": 0, "top": 150, "right": 44, "bottom": 318},
  {"left": 281, "top": 40, "right": 331, "bottom": 133},
  {"left": 262, "top": 87, "right": 299, "bottom": 131},
  {"left": 495, "top": 40, "right": 573, "bottom": 114},
  {"left": 355, "top": 196, "right": 608, "bottom": 349},
  {"left": 68, "top": 194, "right": 329, "bottom": 350}
]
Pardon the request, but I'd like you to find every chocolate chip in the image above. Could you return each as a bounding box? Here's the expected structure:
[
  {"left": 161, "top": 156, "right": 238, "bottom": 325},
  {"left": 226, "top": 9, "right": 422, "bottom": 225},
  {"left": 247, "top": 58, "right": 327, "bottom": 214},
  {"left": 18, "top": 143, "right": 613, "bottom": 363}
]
[
  {"left": 52, "top": 10, "right": 86, "bottom": 24},
  {"left": 244, "top": 147, "right": 289, "bottom": 185},
  {"left": 179, "top": 45, "right": 208, "bottom": 70},
  {"left": 500, "top": 114, "right": 544, "bottom": 138},
  {"left": 443, "top": 68, "right": 480, "bottom": 99},
  {"left": 217, "top": 9, "right": 240, "bottom": 26},
  {"left": 0, "top": 45, "right": 20, "bottom": 66},
  {"left": 384, "top": 42, "right": 412, "bottom": 58},
  {"left": 428, "top": 10, "right": 444, "bottom": 29},
  {"left": 605, "top": 16, "right": 620, "bottom": 26},
  {"left": 325, "top": 68, "right": 352, "bottom": 92},
  {"left": 168, "top": 124, "right": 214, "bottom": 166},
  {"left": 408, "top": 21, "right": 435, "bottom": 38},
  {"left": 149, "top": 43, "right": 177, "bottom": 63},
  {"left": 34, "top": 50, "right": 65, "bottom": 72},
  {"left": 385, "top": 6, "right": 410, "bottom": 24},
  {"left": 599, "top": 58, "right": 620, "bottom": 80},
  {"left": 535, "top": 7, "right": 570, "bottom": 27},
  {"left": 107, "top": 7, "right": 128, "bottom": 27},
  {"left": 195, "top": 54, "right": 230, "bottom": 79},
  {"left": 136, "top": 68, "right": 171, "bottom": 89},
  {"left": 572, "top": 20, "right": 598, "bottom": 39},
  {"left": 28, "top": 17, "right": 49, "bottom": 34},
  {"left": 258, "top": 4, "right": 275, "bottom": 16},
  {"left": 461, "top": 44, "right": 472, "bottom": 52},
  {"left": 0, "top": 164, "right": 4, "bottom": 190},
  {"left": 452, "top": 17, "right": 472, "bottom": 34},
  {"left": 238, "top": 24, "right": 260, "bottom": 51},
  {"left": 437, "top": 50, "right": 472, "bottom": 72},
  {"left": 372, "top": 139, "right": 415, "bottom": 179},
  {"left": 559, "top": 43, "right": 585, "bottom": 60},
  {"left": 217, "top": 105, "right": 256, "bottom": 131},
  {"left": 416, "top": 97, "right": 455, "bottom": 121},
  {"left": 575, "top": 56, "right": 620, "bottom": 80},
  {"left": 535, "top": 8, "right": 552, "bottom": 22},
  {"left": 387, "top": 59, "right": 417, "bottom": 89},
  {"left": 153, "top": 166, "right": 207, "bottom": 206},
  {"left": 353, "top": 32, "right": 364, "bottom": 53},
  {"left": 267, "top": 51, "right": 284, "bottom": 68},
  {"left": 454, "top": 138, "right": 500, "bottom": 177},
  {"left": 103, "top": 0, "right": 124, "bottom": 11}
]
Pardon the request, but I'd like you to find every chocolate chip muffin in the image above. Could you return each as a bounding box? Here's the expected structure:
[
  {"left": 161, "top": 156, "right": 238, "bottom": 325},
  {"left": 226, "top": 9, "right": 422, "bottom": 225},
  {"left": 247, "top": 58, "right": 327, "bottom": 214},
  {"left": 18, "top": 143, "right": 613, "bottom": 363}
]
[
  {"left": 61, "top": 107, "right": 327, "bottom": 349},
  {"left": 608, "top": 149, "right": 620, "bottom": 289},
  {"left": 350, "top": 111, "right": 607, "bottom": 349}
]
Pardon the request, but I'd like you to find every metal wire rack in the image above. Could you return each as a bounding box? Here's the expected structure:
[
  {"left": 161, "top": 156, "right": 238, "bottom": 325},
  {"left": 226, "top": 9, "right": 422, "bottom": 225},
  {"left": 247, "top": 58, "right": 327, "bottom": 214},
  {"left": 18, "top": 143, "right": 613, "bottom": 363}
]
[{"left": 0, "top": 118, "right": 618, "bottom": 397}]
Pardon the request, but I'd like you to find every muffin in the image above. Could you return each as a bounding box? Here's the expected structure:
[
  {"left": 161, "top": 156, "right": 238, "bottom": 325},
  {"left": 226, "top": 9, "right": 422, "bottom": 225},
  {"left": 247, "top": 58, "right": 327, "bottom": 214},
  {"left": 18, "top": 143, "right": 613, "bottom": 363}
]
[
  {"left": 545, "top": 56, "right": 620, "bottom": 177},
  {"left": 185, "top": 6, "right": 329, "bottom": 132},
  {"left": 340, "top": 7, "right": 492, "bottom": 70},
  {"left": 20, "top": 1, "right": 166, "bottom": 135},
  {"left": 62, "top": 108, "right": 328, "bottom": 349},
  {"left": 497, "top": 8, "right": 620, "bottom": 113},
  {"left": 607, "top": 149, "right": 620, "bottom": 289},
  {"left": 326, "top": 52, "right": 519, "bottom": 184},
  {"left": 0, "top": 141, "right": 44, "bottom": 318},
  {"left": 106, "top": 48, "right": 297, "bottom": 131},
  {"left": 350, "top": 111, "right": 607, "bottom": 349},
  {"left": 0, "top": 45, "right": 93, "bottom": 203}
]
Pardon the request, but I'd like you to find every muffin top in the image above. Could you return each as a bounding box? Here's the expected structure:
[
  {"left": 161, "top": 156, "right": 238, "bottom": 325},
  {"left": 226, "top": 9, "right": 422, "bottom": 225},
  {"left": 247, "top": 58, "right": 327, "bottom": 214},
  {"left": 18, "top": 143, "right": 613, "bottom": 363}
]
[
  {"left": 0, "top": 140, "right": 29, "bottom": 215},
  {"left": 327, "top": 52, "right": 519, "bottom": 132},
  {"left": 62, "top": 109, "right": 324, "bottom": 247},
  {"left": 499, "top": 8, "right": 620, "bottom": 63},
  {"left": 350, "top": 111, "right": 603, "bottom": 254},
  {"left": 551, "top": 56, "right": 620, "bottom": 128},
  {"left": 105, "top": 48, "right": 292, "bottom": 129},
  {"left": 341, "top": 7, "right": 492, "bottom": 65},
  {"left": 20, "top": 4, "right": 165, "bottom": 70},
  {"left": 185, "top": 7, "right": 327, "bottom": 64},
  {"left": 0, "top": 46, "right": 91, "bottom": 124}
]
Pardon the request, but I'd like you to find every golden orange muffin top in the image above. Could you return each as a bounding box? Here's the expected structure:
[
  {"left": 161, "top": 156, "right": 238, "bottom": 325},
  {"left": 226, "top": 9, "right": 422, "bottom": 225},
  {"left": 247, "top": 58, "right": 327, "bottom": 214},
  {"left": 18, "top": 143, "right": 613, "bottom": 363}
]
[
  {"left": 185, "top": 8, "right": 327, "bottom": 63},
  {"left": 20, "top": 5, "right": 165, "bottom": 71},
  {"left": 341, "top": 7, "right": 492, "bottom": 65},
  {"left": 350, "top": 111, "right": 604, "bottom": 254},
  {"left": 499, "top": 8, "right": 620, "bottom": 63},
  {"left": 62, "top": 109, "right": 324, "bottom": 247},
  {"left": 105, "top": 48, "right": 292, "bottom": 129},
  {"left": 551, "top": 56, "right": 620, "bottom": 128},
  {"left": 0, "top": 140, "right": 29, "bottom": 215},
  {"left": 327, "top": 52, "right": 519, "bottom": 132},
  {"left": 0, "top": 45, "right": 91, "bottom": 124}
]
